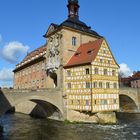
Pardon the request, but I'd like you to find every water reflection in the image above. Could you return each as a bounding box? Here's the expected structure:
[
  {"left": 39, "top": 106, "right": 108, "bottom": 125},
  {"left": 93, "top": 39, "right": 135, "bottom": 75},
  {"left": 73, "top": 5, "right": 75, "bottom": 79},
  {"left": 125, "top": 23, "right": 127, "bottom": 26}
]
[{"left": 0, "top": 113, "right": 140, "bottom": 140}]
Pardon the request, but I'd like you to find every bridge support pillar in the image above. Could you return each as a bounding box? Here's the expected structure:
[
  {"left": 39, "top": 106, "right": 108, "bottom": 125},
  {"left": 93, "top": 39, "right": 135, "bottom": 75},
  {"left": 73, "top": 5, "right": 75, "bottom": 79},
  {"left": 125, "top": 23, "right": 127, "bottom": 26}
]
[{"left": 136, "top": 89, "right": 140, "bottom": 112}]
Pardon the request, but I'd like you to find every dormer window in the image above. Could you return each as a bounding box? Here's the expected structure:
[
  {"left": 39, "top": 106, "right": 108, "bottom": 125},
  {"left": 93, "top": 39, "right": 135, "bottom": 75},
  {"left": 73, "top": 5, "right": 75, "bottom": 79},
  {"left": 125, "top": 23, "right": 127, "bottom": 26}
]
[
  {"left": 72, "top": 37, "right": 77, "bottom": 46},
  {"left": 87, "top": 49, "right": 94, "bottom": 55},
  {"left": 75, "top": 52, "right": 81, "bottom": 56}
]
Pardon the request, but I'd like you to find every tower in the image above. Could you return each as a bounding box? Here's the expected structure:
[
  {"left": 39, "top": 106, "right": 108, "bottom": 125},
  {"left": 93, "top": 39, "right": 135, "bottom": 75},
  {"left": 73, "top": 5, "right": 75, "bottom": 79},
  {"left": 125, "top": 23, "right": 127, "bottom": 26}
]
[{"left": 67, "top": 0, "right": 80, "bottom": 19}]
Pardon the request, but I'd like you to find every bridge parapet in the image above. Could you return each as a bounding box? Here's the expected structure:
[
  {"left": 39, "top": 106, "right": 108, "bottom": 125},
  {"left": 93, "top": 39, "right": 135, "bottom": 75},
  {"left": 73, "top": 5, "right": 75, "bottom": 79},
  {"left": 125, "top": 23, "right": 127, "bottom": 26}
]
[
  {"left": 2, "top": 88, "right": 62, "bottom": 94},
  {"left": 119, "top": 87, "right": 139, "bottom": 93},
  {"left": 0, "top": 88, "right": 64, "bottom": 119}
]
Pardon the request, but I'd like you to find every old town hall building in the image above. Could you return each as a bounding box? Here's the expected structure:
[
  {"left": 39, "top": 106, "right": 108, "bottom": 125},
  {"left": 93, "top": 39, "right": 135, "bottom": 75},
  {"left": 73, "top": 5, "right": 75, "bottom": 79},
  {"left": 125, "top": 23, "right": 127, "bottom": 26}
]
[{"left": 13, "top": 0, "right": 119, "bottom": 113}]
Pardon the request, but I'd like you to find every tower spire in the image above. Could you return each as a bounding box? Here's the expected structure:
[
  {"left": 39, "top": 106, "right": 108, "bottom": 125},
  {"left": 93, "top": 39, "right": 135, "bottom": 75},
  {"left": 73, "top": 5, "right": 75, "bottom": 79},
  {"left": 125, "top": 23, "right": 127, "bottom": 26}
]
[{"left": 67, "top": 0, "right": 80, "bottom": 19}]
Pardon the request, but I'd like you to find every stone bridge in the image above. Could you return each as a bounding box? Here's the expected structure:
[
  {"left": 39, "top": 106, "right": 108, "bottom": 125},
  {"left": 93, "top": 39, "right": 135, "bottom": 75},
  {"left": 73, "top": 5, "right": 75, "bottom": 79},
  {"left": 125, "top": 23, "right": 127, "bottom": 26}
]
[
  {"left": 0, "top": 88, "right": 140, "bottom": 119},
  {"left": 119, "top": 88, "right": 140, "bottom": 113},
  {"left": 0, "top": 89, "right": 66, "bottom": 120}
]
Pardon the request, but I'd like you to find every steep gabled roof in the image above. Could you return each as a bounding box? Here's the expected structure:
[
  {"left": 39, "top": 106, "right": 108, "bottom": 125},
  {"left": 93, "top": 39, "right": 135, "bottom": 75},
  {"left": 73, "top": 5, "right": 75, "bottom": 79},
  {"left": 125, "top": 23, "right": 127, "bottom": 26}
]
[
  {"left": 44, "top": 23, "right": 59, "bottom": 37},
  {"left": 64, "top": 38, "right": 104, "bottom": 68}
]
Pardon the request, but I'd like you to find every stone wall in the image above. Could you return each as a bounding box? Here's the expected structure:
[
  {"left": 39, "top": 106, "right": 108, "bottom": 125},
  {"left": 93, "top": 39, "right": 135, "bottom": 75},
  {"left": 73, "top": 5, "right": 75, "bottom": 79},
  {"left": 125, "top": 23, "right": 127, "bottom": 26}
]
[{"left": 67, "top": 109, "right": 117, "bottom": 124}]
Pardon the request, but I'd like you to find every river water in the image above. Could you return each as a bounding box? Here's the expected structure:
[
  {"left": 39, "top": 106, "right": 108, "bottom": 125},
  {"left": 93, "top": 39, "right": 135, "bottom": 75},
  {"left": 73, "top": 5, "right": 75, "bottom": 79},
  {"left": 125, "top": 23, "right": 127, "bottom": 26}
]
[{"left": 0, "top": 113, "right": 140, "bottom": 140}]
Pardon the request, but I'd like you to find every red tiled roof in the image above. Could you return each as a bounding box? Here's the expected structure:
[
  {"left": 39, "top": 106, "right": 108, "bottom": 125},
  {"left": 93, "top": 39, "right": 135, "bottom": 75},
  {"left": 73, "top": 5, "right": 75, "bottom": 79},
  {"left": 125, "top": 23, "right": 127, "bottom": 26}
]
[
  {"left": 64, "top": 38, "right": 104, "bottom": 67},
  {"left": 19, "top": 46, "right": 46, "bottom": 65},
  {"left": 132, "top": 71, "right": 140, "bottom": 79}
]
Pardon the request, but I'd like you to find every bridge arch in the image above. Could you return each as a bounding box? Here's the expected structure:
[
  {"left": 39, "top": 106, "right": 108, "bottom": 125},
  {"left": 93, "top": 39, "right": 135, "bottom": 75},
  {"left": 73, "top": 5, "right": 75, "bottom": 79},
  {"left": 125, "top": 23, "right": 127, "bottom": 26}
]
[
  {"left": 119, "top": 94, "right": 138, "bottom": 112},
  {"left": 13, "top": 95, "right": 63, "bottom": 120}
]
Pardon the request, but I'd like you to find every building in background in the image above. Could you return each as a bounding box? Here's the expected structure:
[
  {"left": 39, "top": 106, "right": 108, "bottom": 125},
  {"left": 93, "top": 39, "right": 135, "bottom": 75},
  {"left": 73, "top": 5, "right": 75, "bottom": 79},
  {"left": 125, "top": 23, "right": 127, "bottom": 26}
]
[
  {"left": 120, "top": 71, "right": 140, "bottom": 88},
  {"left": 119, "top": 77, "right": 132, "bottom": 87},
  {"left": 13, "top": 0, "right": 119, "bottom": 113},
  {"left": 13, "top": 46, "right": 46, "bottom": 89},
  {"left": 131, "top": 71, "right": 140, "bottom": 88}
]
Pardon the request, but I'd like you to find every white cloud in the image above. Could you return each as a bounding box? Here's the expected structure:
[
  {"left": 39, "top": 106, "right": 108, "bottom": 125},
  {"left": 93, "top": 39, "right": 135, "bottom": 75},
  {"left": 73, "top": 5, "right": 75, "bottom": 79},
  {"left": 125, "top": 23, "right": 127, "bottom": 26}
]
[
  {"left": 0, "top": 68, "right": 14, "bottom": 81},
  {"left": 119, "top": 63, "right": 133, "bottom": 77},
  {"left": 0, "top": 34, "right": 2, "bottom": 42},
  {"left": 1, "top": 41, "right": 29, "bottom": 63}
]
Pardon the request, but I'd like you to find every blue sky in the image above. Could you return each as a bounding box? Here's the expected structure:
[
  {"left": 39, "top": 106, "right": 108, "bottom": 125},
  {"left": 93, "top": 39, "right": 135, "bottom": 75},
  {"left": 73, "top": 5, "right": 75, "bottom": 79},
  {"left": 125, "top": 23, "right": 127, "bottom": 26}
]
[{"left": 0, "top": 0, "right": 140, "bottom": 87}]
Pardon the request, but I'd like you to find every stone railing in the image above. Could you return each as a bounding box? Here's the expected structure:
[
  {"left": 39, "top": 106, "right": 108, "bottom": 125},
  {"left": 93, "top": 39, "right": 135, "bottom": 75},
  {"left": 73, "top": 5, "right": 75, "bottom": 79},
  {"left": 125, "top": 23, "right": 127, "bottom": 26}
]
[{"left": 1, "top": 88, "right": 62, "bottom": 94}]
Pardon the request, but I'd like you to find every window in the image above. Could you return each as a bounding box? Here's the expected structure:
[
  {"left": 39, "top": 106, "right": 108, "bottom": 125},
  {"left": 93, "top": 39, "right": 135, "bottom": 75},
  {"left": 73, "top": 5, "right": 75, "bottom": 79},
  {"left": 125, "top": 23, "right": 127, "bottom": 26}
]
[
  {"left": 94, "top": 100, "right": 97, "bottom": 105},
  {"left": 86, "top": 68, "right": 90, "bottom": 75},
  {"left": 100, "top": 59, "right": 103, "bottom": 63},
  {"left": 113, "top": 83, "right": 117, "bottom": 89},
  {"left": 37, "top": 64, "right": 40, "bottom": 71},
  {"left": 101, "top": 99, "right": 108, "bottom": 105},
  {"left": 33, "top": 67, "right": 35, "bottom": 72},
  {"left": 93, "top": 82, "right": 97, "bottom": 88},
  {"left": 113, "top": 99, "right": 117, "bottom": 104},
  {"left": 87, "top": 49, "right": 94, "bottom": 55},
  {"left": 67, "top": 83, "right": 71, "bottom": 89},
  {"left": 75, "top": 52, "right": 81, "bottom": 56},
  {"left": 77, "top": 100, "right": 80, "bottom": 105},
  {"left": 95, "top": 68, "right": 99, "bottom": 74},
  {"left": 112, "top": 70, "right": 116, "bottom": 76},
  {"left": 86, "top": 82, "right": 90, "bottom": 88},
  {"left": 29, "top": 68, "right": 31, "bottom": 74},
  {"left": 67, "top": 70, "right": 71, "bottom": 77},
  {"left": 70, "top": 100, "right": 74, "bottom": 105},
  {"left": 72, "top": 37, "right": 77, "bottom": 46},
  {"left": 108, "top": 60, "right": 110, "bottom": 64},
  {"left": 103, "top": 50, "right": 106, "bottom": 54},
  {"left": 99, "top": 82, "right": 103, "bottom": 88},
  {"left": 86, "top": 100, "right": 89, "bottom": 106},
  {"left": 42, "top": 62, "right": 45, "bottom": 70},
  {"left": 104, "top": 69, "right": 108, "bottom": 75},
  {"left": 106, "top": 82, "right": 110, "bottom": 88}
]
